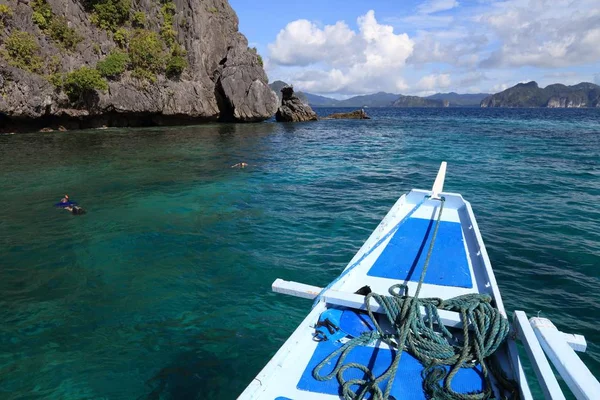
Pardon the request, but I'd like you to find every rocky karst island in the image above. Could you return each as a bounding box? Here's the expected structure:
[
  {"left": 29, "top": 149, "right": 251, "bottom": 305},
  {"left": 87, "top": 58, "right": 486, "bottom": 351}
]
[
  {"left": 0, "top": 0, "right": 278, "bottom": 132},
  {"left": 481, "top": 81, "right": 600, "bottom": 108}
]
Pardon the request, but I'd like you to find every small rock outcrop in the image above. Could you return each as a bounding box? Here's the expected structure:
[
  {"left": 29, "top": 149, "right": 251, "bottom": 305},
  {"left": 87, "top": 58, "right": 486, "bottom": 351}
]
[
  {"left": 275, "top": 86, "right": 318, "bottom": 122},
  {"left": 322, "top": 109, "right": 370, "bottom": 119}
]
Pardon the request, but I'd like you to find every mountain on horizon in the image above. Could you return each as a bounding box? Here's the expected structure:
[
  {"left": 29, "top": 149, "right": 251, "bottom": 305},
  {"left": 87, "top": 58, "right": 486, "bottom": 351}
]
[
  {"left": 392, "top": 95, "right": 448, "bottom": 108},
  {"left": 269, "top": 81, "right": 488, "bottom": 108},
  {"left": 269, "top": 80, "right": 308, "bottom": 104},
  {"left": 481, "top": 81, "right": 600, "bottom": 108},
  {"left": 335, "top": 92, "right": 400, "bottom": 107},
  {"left": 302, "top": 92, "right": 341, "bottom": 107},
  {"left": 268, "top": 82, "right": 397, "bottom": 107},
  {"left": 427, "top": 92, "right": 490, "bottom": 107}
]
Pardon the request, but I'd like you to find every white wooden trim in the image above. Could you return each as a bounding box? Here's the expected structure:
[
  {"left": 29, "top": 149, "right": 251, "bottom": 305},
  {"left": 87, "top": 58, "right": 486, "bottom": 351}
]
[
  {"left": 431, "top": 161, "right": 447, "bottom": 199},
  {"left": 531, "top": 317, "right": 600, "bottom": 400},
  {"left": 272, "top": 278, "right": 465, "bottom": 328},
  {"left": 323, "top": 289, "right": 468, "bottom": 329},
  {"left": 513, "top": 311, "right": 565, "bottom": 400},
  {"left": 272, "top": 279, "right": 321, "bottom": 299},
  {"left": 272, "top": 279, "right": 587, "bottom": 352},
  {"left": 561, "top": 333, "right": 587, "bottom": 353}
]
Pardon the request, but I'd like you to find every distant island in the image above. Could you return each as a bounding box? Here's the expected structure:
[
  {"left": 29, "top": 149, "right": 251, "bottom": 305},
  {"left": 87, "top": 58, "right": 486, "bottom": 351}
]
[
  {"left": 391, "top": 95, "right": 448, "bottom": 108},
  {"left": 481, "top": 82, "right": 600, "bottom": 108},
  {"left": 268, "top": 81, "right": 488, "bottom": 108},
  {"left": 271, "top": 80, "right": 600, "bottom": 109}
]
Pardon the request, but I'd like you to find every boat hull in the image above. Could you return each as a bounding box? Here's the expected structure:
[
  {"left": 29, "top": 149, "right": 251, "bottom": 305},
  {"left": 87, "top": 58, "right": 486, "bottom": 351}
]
[{"left": 240, "top": 189, "right": 529, "bottom": 399}]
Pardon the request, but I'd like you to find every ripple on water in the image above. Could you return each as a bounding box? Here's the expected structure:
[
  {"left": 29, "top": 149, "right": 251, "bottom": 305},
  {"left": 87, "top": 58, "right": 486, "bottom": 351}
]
[{"left": 0, "top": 108, "right": 599, "bottom": 399}]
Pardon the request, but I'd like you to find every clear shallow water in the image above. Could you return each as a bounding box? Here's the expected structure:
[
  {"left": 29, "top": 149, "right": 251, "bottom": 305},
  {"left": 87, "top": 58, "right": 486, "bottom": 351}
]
[{"left": 0, "top": 108, "right": 599, "bottom": 399}]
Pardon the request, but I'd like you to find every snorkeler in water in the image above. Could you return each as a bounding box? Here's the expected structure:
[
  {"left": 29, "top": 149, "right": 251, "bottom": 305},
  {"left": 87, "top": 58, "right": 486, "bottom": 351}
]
[
  {"left": 56, "top": 194, "right": 86, "bottom": 215},
  {"left": 231, "top": 162, "right": 248, "bottom": 168},
  {"left": 65, "top": 205, "right": 86, "bottom": 215}
]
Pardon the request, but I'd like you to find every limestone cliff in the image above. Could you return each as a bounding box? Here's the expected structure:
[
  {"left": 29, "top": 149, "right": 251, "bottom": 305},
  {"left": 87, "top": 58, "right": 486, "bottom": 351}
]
[
  {"left": 481, "top": 82, "right": 600, "bottom": 108},
  {"left": 275, "top": 86, "right": 317, "bottom": 122},
  {"left": 0, "top": 0, "right": 278, "bottom": 132}
]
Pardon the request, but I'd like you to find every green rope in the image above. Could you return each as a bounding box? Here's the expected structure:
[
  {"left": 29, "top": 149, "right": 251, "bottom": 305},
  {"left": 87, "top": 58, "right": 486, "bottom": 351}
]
[{"left": 312, "top": 198, "right": 516, "bottom": 400}]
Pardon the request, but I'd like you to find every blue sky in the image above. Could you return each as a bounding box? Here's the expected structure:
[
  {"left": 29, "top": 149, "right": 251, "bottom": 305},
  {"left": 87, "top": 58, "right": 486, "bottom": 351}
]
[{"left": 230, "top": 0, "right": 600, "bottom": 97}]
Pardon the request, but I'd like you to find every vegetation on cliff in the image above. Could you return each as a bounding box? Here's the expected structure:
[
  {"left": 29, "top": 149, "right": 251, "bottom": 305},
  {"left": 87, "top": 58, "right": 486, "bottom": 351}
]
[
  {"left": 0, "top": 4, "right": 13, "bottom": 28},
  {"left": 3, "top": 0, "right": 187, "bottom": 89},
  {"left": 2, "top": 31, "right": 44, "bottom": 73},
  {"left": 0, "top": 0, "right": 277, "bottom": 131},
  {"left": 63, "top": 67, "right": 108, "bottom": 102},
  {"left": 96, "top": 49, "right": 130, "bottom": 79},
  {"left": 88, "top": 0, "right": 131, "bottom": 32}
]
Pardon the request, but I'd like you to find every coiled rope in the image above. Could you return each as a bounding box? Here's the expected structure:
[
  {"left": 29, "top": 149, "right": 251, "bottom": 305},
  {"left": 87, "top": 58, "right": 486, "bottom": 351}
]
[{"left": 313, "top": 197, "right": 516, "bottom": 400}]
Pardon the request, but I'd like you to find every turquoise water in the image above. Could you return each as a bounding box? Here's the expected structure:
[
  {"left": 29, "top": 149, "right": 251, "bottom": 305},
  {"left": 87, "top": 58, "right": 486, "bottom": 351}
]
[{"left": 1, "top": 108, "right": 599, "bottom": 399}]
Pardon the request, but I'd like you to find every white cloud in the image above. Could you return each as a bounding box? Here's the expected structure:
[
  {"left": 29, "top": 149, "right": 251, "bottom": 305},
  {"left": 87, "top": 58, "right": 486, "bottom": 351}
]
[
  {"left": 418, "top": 0, "right": 459, "bottom": 15},
  {"left": 416, "top": 74, "right": 452, "bottom": 91},
  {"left": 408, "top": 29, "right": 487, "bottom": 66},
  {"left": 265, "top": 1, "right": 600, "bottom": 95},
  {"left": 401, "top": 0, "right": 600, "bottom": 71},
  {"left": 385, "top": 15, "right": 453, "bottom": 30},
  {"left": 458, "top": 71, "right": 487, "bottom": 87},
  {"left": 479, "top": 0, "right": 600, "bottom": 68},
  {"left": 491, "top": 83, "right": 509, "bottom": 92},
  {"left": 268, "top": 20, "right": 356, "bottom": 66},
  {"left": 268, "top": 10, "right": 414, "bottom": 94}
]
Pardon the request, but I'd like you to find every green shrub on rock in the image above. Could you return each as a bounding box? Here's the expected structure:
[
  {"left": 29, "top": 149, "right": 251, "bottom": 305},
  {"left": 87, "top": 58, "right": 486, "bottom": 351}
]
[
  {"left": 97, "top": 49, "right": 130, "bottom": 79},
  {"left": 48, "top": 72, "right": 64, "bottom": 88},
  {"left": 160, "top": 2, "right": 177, "bottom": 47},
  {"left": 47, "top": 55, "right": 62, "bottom": 73},
  {"left": 90, "top": 0, "right": 131, "bottom": 32},
  {"left": 132, "top": 67, "right": 156, "bottom": 83},
  {"left": 250, "top": 47, "right": 263, "bottom": 67},
  {"left": 49, "top": 16, "right": 82, "bottom": 50},
  {"left": 131, "top": 11, "right": 146, "bottom": 28},
  {"left": 63, "top": 66, "right": 108, "bottom": 102},
  {"left": 3, "top": 31, "right": 43, "bottom": 73},
  {"left": 160, "top": 25, "right": 177, "bottom": 48},
  {"left": 165, "top": 45, "right": 187, "bottom": 78},
  {"left": 113, "top": 27, "right": 129, "bottom": 48},
  {"left": 32, "top": 0, "right": 53, "bottom": 30},
  {"left": 31, "top": 0, "right": 82, "bottom": 51},
  {"left": 129, "top": 29, "right": 164, "bottom": 77},
  {"left": 166, "top": 54, "right": 187, "bottom": 78},
  {"left": 0, "top": 4, "right": 14, "bottom": 28}
]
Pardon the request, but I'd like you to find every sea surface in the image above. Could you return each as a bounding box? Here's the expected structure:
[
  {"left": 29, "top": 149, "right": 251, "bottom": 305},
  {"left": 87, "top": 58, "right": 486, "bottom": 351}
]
[{"left": 0, "top": 108, "right": 599, "bottom": 399}]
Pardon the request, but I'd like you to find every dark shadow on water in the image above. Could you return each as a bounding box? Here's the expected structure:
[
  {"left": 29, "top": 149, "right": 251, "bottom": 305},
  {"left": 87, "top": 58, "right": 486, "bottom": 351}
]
[{"left": 141, "top": 349, "right": 236, "bottom": 400}]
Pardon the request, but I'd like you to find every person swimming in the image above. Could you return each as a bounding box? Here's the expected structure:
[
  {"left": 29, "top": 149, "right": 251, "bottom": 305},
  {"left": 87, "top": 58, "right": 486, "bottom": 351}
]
[
  {"left": 231, "top": 162, "right": 248, "bottom": 168},
  {"left": 65, "top": 205, "right": 86, "bottom": 215},
  {"left": 57, "top": 194, "right": 85, "bottom": 215}
]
